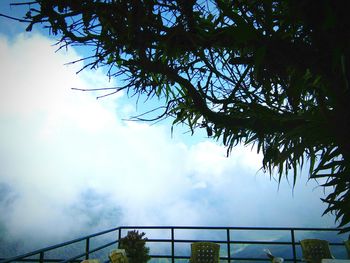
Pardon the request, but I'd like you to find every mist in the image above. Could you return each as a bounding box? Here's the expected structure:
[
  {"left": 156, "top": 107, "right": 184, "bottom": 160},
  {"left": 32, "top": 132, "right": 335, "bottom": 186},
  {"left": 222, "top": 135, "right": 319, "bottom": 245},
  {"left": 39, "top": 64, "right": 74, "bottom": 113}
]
[{"left": 0, "top": 33, "right": 337, "bottom": 256}]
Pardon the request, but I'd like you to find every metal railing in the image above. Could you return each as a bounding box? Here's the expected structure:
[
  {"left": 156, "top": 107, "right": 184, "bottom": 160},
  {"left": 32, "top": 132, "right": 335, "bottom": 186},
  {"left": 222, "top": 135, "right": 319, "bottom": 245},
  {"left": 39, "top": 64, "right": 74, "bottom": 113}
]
[{"left": 0, "top": 226, "right": 348, "bottom": 263}]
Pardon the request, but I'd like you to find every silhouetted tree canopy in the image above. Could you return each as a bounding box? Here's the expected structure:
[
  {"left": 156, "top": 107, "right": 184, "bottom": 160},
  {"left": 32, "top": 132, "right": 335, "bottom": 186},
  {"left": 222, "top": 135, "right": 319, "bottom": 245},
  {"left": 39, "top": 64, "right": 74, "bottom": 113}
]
[{"left": 8, "top": 0, "right": 350, "bottom": 231}]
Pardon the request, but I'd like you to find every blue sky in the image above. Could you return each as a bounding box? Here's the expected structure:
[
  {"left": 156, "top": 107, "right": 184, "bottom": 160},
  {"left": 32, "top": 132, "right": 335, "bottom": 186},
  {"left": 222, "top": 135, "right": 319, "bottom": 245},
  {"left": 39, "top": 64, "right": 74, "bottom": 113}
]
[{"left": 0, "top": 1, "right": 339, "bottom": 254}]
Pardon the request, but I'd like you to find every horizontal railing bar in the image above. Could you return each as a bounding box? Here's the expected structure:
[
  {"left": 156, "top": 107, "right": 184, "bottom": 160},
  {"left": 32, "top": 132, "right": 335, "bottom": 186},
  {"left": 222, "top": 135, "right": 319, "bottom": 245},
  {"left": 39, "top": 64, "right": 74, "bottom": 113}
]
[
  {"left": 147, "top": 238, "right": 294, "bottom": 244},
  {"left": 0, "top": 256, "right": 305, "bottom": 263},
  {"left": 119, "top": 226, "right": 343, "bottom": 231},
  {"left": 0, "top": 227, "right": 120, "bottom": 263},
  {"left": 146, "top": 238, "right": 345, "bottom": 246},
  {"left": 146, "top": 238, "right": 230, "bottom": 243},
  {"left": 142, "top": 254, "right": 305, "bottom": 262},
  {"left": 149, "top": 255, "right": 304, "bottom": 262},
  {"left": 60, "top": 240, "right": 118, "bottom": 263},
  {"left": 229, "top": 240, "right": 295, "bottom": 245},
  {"left": 147, "top": 238, "right": 290, "bottom": 245},
  {"left": 223, "top": 258, "right": 302, "bottom": 262},
  {"left": 232, "top": 241, "right": 345, "bottom": 246}
]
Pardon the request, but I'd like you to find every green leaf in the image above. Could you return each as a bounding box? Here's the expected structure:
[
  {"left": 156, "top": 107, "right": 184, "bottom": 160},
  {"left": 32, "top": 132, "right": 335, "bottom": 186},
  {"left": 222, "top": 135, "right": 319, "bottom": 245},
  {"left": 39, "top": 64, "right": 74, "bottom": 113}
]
[{"left": 107, "top": 54, "right": 114, "bottom": 64}]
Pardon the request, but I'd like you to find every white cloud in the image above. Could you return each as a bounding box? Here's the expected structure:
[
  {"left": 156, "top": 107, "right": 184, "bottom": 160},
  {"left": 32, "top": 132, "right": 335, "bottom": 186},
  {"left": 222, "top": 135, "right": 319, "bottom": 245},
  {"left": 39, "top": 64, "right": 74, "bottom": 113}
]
[{"left": 0, "top": 32, "right": 338, "bottom": 254}]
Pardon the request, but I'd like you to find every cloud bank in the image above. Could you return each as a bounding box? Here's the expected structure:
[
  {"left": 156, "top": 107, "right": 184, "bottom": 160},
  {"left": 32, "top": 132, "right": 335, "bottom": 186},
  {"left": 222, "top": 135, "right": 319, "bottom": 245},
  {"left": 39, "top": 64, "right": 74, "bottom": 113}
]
[{"left": 0, "top": 33, "right": 337, "bottom": 254}]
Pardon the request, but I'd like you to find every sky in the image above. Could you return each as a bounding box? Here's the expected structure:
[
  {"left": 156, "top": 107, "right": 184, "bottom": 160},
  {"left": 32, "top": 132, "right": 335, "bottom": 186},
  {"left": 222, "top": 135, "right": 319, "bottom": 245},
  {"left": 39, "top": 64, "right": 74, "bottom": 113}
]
[{"left": 0, "top": 1, "right": 340, "bottom": 255}]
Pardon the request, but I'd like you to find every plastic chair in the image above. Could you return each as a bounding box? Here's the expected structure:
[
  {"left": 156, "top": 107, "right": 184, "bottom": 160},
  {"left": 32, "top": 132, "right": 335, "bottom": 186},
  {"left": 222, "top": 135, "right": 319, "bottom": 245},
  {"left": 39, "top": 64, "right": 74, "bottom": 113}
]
[
  {"left": 300, "top": 239, "right": 334, "bottom": 263},
  {"left": 190, "top": 242, "right": 220, "bottom": 263},
  {"left": 109, "top": 249, "right": 128, "bottom": 263},
  {"left": 81, "top": 260, "right": 100, "bottom": 263},
  {"left": 345, "top": 240, "right": 350, "bottom": 259}
]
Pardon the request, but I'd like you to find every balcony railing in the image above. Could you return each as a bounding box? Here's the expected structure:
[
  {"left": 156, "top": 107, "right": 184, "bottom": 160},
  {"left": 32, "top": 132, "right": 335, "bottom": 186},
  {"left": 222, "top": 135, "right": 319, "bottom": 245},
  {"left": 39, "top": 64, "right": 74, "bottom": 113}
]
[{"left": 0, "top": 226, "right": 349, "bottom": 263}]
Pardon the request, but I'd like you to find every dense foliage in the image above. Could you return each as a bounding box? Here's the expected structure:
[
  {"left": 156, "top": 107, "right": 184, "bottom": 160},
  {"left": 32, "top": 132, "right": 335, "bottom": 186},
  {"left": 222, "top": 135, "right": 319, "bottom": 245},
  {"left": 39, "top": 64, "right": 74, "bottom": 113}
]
[
  {"left": 118, "top": 230, "right": 150, "bottom": 263},
  {"left": 7, "top": 0, "right": 350, "bottom": 231}
]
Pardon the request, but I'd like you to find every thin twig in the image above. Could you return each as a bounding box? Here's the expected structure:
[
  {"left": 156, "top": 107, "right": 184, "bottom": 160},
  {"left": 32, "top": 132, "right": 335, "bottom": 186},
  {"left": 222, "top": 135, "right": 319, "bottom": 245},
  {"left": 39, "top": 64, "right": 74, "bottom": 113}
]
[
  {"left": 71, "top": 87, "right": 125, "bottom": 92},
  {"left": 10, "top": 2, "right": 37, "bottom": 6},
  {"left": 0, "top": 13, "right": 31, "bottom": 23},
  {"left": 72, "top": 86, "right": 127, "bottom": 100},
  {"left": 64, "top": 55, "right": 96, "bottom": 66},
  {"left": 96, "top": 91, "right": 119, "bottom": 99}
]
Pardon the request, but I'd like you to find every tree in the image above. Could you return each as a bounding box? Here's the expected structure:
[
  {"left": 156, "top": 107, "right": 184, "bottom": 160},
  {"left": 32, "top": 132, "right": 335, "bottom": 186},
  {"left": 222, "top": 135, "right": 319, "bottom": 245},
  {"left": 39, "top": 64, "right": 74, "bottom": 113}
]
[
  {"left": 5, "top": 0, "right": 350, "bottom": 231},
  {"left": 118, "top": 230, "right": 151, "bottom": 263}
]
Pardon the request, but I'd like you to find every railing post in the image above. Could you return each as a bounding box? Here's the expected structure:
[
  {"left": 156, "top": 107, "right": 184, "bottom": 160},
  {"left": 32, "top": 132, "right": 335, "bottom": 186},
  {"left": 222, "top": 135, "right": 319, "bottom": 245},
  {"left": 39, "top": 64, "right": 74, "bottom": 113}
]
[
  {"left": 85, "top": 237, "right": 90, "bottom": 260},
  {"left": 226, "top": 228, "right": 231, "bottom": 263},
  {"left": 171, "top": 228, "right": 175, "bottom": 263},
  {"left": 291, "top": 229, "right": 297, "bottom": 263},
  {"left": 118, "top": 228, "right": 122, "bottom": 247},
  {"left": 39, "top": 252, "right": 44, "bottom": 263}
]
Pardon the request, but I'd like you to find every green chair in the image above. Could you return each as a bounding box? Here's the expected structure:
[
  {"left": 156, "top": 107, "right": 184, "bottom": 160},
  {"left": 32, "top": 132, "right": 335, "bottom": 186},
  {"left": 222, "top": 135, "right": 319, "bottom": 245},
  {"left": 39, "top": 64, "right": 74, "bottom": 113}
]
[
  {"left": 300, "top": 239, "right": 334, "bottom": 263},
  {"left": 81, "top": 260, "right": 100, "bottom": 263},
  {"left": 345, "top": 240, "right": 350, "bottom": 259},
  {"left": 190, "top": 242, "right": 220, "bottom": 263},
  {"left": 109, "top": 249, "right": 128, "bottom": 263}
]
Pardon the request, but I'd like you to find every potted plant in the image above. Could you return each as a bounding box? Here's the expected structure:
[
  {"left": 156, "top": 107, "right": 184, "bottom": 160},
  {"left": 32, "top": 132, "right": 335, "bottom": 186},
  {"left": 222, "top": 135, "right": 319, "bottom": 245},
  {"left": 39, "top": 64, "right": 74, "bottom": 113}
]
[{"left": 118, "top": 230, "right": 151, "bottom": 263}]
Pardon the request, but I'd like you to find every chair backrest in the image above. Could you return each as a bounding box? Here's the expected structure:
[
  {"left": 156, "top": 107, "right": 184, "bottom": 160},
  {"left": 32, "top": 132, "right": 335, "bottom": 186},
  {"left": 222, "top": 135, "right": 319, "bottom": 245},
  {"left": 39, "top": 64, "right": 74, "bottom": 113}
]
[
  {"left": 300, "top": 239, "right": 333, "bottom": 263},
  {"left": 81, "top": 260, "right": 100, "bottom": 263},
  {"left": 190, "top": 242, "right": 220, "bottom": 263},
  {"left": 109, "top": 249, "right": 128, "bottom": 263},
  {"left": 345, "top": 240, "right": 350, "bottom": 259}
]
